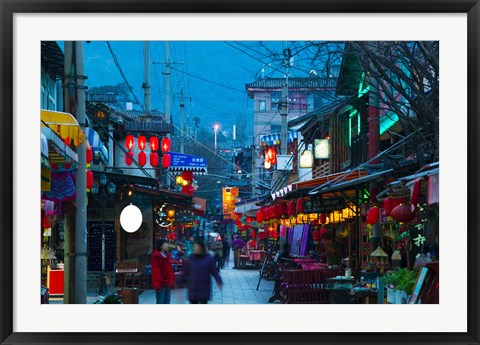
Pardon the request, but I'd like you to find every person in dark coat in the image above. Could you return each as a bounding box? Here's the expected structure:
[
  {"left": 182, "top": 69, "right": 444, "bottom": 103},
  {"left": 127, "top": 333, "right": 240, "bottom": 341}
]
[
  {"left": 221, "top": 235, "right": 230, "bottom": 268},
  {"left": 151, "top": 238, "right": 175, "bottom": 304},
  {"left": 183, "top": 241, "right": 222, "bottom": 304}
]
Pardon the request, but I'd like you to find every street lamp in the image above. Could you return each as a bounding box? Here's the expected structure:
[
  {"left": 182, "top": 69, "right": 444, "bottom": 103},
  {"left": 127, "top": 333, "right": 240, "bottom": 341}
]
[
  {"left": 91, "top": 174, "right": 116, "bottom": 296},
  {"left": 213, "top": 123, "right": 220, "bottom": 154}
]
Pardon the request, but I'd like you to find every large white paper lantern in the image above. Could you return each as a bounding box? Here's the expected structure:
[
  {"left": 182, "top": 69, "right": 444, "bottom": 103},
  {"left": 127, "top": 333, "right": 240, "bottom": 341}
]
[{"left": 120, "top": 204, "right": 142, "bottom": 233}]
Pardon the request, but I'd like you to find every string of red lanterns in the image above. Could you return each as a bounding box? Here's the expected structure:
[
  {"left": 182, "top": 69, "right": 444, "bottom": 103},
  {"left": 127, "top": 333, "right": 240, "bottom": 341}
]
[{"left": 124, "top": 135, "right": 171, "bottom": 168}]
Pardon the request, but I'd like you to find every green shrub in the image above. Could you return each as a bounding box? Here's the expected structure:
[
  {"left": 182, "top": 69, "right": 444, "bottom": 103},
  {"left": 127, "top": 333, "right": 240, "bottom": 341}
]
[{"left": 94, "top": 292, "right": 123, "bottom": 304}]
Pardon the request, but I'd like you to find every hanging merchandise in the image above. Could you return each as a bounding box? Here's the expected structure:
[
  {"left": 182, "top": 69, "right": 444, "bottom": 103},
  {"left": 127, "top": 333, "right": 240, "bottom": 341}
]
[
  {"left": 86, "top": 170, "right": 94, "bottom": 189},
  {"left": 138, "top": 151, "right": 147, "bottom": 167},
  {"left": 86, "top": 146, "right": 93, "bottom": 164}
]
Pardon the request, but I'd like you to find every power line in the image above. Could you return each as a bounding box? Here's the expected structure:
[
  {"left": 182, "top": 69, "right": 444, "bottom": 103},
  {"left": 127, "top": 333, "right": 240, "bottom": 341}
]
[
  {"left": 170, "top": 66, "right": 245, "bottom": 93},
  {"left": 106, "top": 41, "right": 143, "bottom": 109}
]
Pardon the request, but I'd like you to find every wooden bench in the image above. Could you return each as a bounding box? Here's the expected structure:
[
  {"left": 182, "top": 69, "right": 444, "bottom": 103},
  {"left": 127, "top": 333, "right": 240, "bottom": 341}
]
[{"left": 281, "top": 268, "right": 344, "bottom": 304}]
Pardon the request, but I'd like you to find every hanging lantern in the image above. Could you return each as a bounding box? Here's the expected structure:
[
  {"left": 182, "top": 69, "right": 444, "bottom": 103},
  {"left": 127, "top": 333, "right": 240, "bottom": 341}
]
[
  {"left": 86, "top": 147, "right": 93, "bottom": 164},
  {"left": 271, "top": 230, "right": 279, "bottom": 239},
  {"left": 161, "top": 137, "right": 171, "bottom": 153},
  {"left": 391, "top": 204, "right": 415, "bottom": 223},
  {"left": 162, "top": 153, "right": 171, "bottom": 168},
  {"left": 319, "top": 213, "right": 327, "bottom": 224},
  {"left": 258, "top": 231, "right": 267, "bottom": 239},
  {"left": 181, "top": 170, "right": 194, "bottom": 182},
  {"left": 137, "top": 136, "right": 147, "bottom": 150},
  {"left": 138, "top": 151, "right": 147, "bottom": 167},
  {"left": 150, "top": 152, "right": 159, "bottom": 167},
  {"left": 319, "top": 227, "right": 328, "bottom": 238},
  {"left": 125, "top": 135, "right": 134, "bottom": 150},
  {"left": 264, "top": 160, "right": 272, "bottom": 170},
  {"left": 296, "top": 198, "right": 304, "bottom": 214},
  {"left": 366, "top": 206, "right": 379, "bottom": 225},
  {"left": 312, "top": 229, "right": 320, "bottom": 241},
  {"left": 384, "top": 197, "right": 393, "bottom": 216},
  {"left": 251, "top": 230, "right": 256, "bottom": 239},
  {"left": 392, "top": 197, "right": 406, "bottom": 208},
  {"left": 271, "top": 205, "right": 280, "bottom": 220},
  {"left": 266, "top": 147, "right": 277, "bottom": 164},
  {"left": 234, "top": 218, "right": 242, "bottom": 227},
  {"left": 411, "top": 179, "right": 422, "bottom": 206},
  {"left": 182, "top": 185, "right": 194, "bottom": 195},
  {"left": 256, "top": 209, "right": 264, "bottom": 223},
  {"left": 125, "top": 151, "right": 134, "bottom": 166},
  {"left": 150, "top": 136, "right": 159, "bottom": 151},
  {"left": 278, "top": 203, "right": 288, "bottom": 218},
  {"left": 86, "top": 170, "right": 94, "bottom": 189}
]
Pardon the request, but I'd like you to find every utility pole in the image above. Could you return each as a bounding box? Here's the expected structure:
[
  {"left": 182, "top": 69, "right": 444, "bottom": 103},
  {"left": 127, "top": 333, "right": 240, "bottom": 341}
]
[
  {"left": 74, "top": 41, "right": 87, "bottom": 304},
  {"left": 63, "top": 41, "right": 74, "bottom": 304},
  {"left": 180, "top": 86, "right": 185, "bottom": 153},
  {"left": 143, "top": 41, "right": 151, "bottom": 113},
  {"left": 251, "top": 140, "right": 256, "bottom": 197},
  {"left": 280, "top": 82, "right": 288, "bottom": 155}
]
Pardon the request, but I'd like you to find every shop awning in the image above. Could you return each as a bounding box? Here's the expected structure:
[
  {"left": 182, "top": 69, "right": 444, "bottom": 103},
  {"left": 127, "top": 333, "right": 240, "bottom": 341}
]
[
  {"left": 41, "top": 127, "right": 78, "bottom": 168},
  {"left": 41, "top": 109, "right": 85, "bottom": 146},
  {"left": 168, "top": 152, "right": 208, "bottom": 175},
  {"left": 260, "top": 131, "right": 298, "bottom": 146},
  {"left": 86, "top": 128, "right": 109, "bottom": 163},
  {"left": 234, "top": 196, "right": 265, "bottom": 214},
  {"left": 309, "top": 169, "right": 394, "bottom": 195}
]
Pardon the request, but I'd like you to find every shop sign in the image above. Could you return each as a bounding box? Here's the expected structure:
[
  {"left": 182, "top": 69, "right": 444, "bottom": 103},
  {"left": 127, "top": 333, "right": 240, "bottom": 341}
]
[
  {"left": 303, "top": 197, "right": 346, "bottom": 213},
  {"left": 314, "top": 139, "right": 330, "bottom": 159}
]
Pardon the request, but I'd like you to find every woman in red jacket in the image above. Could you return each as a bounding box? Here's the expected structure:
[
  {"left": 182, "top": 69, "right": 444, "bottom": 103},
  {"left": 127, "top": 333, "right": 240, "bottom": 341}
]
[{"left": 151, "top": 238, "right": 175, "bottom": 304}]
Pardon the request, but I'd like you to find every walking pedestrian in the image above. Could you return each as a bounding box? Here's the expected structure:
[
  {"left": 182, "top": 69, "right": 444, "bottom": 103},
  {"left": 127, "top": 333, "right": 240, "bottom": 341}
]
[
  {"left": 151, "top": 238, "right": 175, "bottom": 304},
  {"left": 221, "top": 234, "right": 230, "bottom": 268},
  {"left": 183, "top": 241, "right": 222, "bottom": 304}
]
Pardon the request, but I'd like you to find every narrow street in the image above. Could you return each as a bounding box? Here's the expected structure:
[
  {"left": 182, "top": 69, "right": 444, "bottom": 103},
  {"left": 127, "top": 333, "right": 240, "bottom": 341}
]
[{"left": 140, "top": 255, "right": 276, "bottom": 304}]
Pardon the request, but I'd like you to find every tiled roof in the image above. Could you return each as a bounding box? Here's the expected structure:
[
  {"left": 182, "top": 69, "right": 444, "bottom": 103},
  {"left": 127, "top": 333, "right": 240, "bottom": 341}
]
[{"left": 246, "top": 77, "right": 337, "bottom": 96}]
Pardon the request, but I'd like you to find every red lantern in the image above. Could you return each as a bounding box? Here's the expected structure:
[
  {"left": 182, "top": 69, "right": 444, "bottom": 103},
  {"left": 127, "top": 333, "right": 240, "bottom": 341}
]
[
  {"left": 296, "top": 198, "right": 304, "bottom": 214},
  {"left": 391, "top": 204, "right": 415, "bottom": 223},
  {"left": 251, "top": 240, "right": 257, "bottom": 248},
  {"left": 287, "top": 201, "right": 295, "bottom": 217},
  {"left": 182, "top": 185, "right": 194, "bottom": 195},
  {"left": 319, "top": 227, "right": 328, "bottom": 239},
  {"left": 392, "top": 198, "right": 406, "bottom": 208},
  {"left": 266, "top": 147, "right": 277, "bottom": 164},
  {"left": 181, "top": 170, "right": 194, "bottom": 182},
  {"left": 162, "top": 154, "right": 171, "bottom": 168},
  {"left": 86, "top": 147, "right": 93, "bottom": 164},
  {"left": 42, "top": 214, "right": 51, "bottom": 229},
  {"left": 258, "top": 231, "right": 267, "bottom": 239},
  {"left": 138, "top": 151, "right": 147, "bottom": 167},
  {"left": 271, "top": 230, "right": 279, "bottom": 239},
  {"left": 125, "top": 151, "right": 134, "bottom": 166},
  {"left": 150, "top": 136, "right": 159, "bottom": 151},
  {"left": 384, "top": 197, "right": 393, "bottom": 216},
  {"left": 86, "top": 170, "right": 93, "bottom": 189},
  {"left": 319, "top": 213, "right": 327, "bottom": 224},
  {"left": 271, "top": 205, "right": 280, "bottom": 220},
  {"left": 251, "top": 230, "right": 256, "bottom": 239},
  {"left": 161, "top": 137, "right": 171, "bottom": 153},
  {"left": 137, "top": 136, "right": 146, "bottom": 150},
  {"left": 150, "top": 152, "right": 159, "bottom": 167},
  {"left": 366, "top": 206, "right": 379, "bottom": 225},
  {"left": 312, "top": 229, "right": 320, "bottom": 241},
  {"left": 125, "top": 135, "right": 134, "bottom": 150},
  {"left": 234, "top": 218, "right": 242, "bottom": 227},
  {"left": 256, "top": 209, "right": 263, "bottom": 223},
  {"left": 411, "top": 179, "right": 422, "bottom": 206}
]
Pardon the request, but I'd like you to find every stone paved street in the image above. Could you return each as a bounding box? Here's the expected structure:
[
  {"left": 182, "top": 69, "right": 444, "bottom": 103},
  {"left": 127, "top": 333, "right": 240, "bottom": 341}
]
[{"left": 140, "top": 255, "right": 276, "bottom": 304}]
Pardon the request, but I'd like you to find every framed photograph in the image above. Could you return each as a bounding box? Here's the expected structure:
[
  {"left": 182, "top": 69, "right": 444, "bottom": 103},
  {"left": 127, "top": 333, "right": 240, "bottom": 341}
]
[{"left": 1, "top": 1, "right": 479, "bottom": 345}]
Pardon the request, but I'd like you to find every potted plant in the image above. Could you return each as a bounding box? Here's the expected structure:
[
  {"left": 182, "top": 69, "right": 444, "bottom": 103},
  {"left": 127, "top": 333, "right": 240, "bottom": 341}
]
[
  {"left": 394, "top": 268, "right": 419, "bottom": 303},
  {"left": 94, "top": 292, "right": 123, "bottom": 304},
  {"left": 381, "top": 269, "right": 400, "bottom": 303}
]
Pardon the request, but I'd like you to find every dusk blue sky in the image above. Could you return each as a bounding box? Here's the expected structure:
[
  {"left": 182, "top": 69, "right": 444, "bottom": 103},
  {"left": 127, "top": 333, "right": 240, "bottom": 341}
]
[{"left": 58, "top": 41, "right": 330, "bottom": 140}]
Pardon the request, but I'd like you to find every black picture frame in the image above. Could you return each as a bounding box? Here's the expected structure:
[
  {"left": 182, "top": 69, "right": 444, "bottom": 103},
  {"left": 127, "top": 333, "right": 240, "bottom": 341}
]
[{"left": 1, "top": 1, "right": 479, "bottom": 344}]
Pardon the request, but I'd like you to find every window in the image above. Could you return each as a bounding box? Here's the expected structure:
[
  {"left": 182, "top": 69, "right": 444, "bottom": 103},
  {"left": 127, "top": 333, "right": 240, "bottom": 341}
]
[
  {"left": 259, "top": 100, "right": 266, "bottom": 111},
  {"left": 271, "top": 92, "right": 281, "bottom": 109}
]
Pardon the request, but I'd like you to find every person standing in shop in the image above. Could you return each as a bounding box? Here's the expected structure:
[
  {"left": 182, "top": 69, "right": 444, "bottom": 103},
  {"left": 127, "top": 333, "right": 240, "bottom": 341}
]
[
  {"left": 151, "top": 238, "right": 175, "bottom": 304},
  {"left": 183, "top": 241, "right": 222, "bottom": 304}
]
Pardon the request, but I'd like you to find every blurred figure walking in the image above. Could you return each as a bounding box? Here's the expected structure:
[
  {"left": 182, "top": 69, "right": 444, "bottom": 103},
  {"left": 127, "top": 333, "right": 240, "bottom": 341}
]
[
  {"left": 151, "top": 239, "right": 175, "bottom": 304},
  {"left": 183, "top": 241, "right": 222, "bottom": 304}
]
